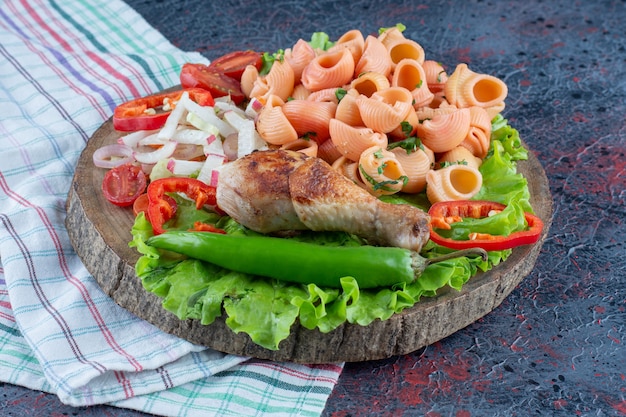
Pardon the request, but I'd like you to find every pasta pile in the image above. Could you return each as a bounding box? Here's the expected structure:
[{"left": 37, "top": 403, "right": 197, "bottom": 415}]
[{"left": 241, "top": 27, "right": 509, "bottom": 203}]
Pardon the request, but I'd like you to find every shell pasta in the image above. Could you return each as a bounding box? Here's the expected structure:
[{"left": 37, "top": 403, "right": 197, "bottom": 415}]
[{"left": 245, "top": 26, "right": 509, "bottom": 202}]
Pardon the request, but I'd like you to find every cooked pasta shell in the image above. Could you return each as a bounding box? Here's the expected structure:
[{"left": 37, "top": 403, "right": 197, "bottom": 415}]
[
  {"left": 240, "top": 64, "right": 259, "bottom": 98},
  {"left": 421, "top": 60, "right": 448, "bottom": 93},
  {"left": 485, "top": 101, "right": 506, "bottom": 120},
  {"left": 318, "top": 135, "right": 343, "bottom": 164},
  {"left": 329, "top": 118, "right": 388, "bottom": 161},
  {"left": 285, "top": 38, "right": 316, "bottom": 81},
  {"left": 301, "top": 47, "right": 355, "bottom": 92},
  {"left": 444, "top": 63, "right": 508, "bottom": 109},
  {"left": 350, "top": 71, "right": 391, "bottom": 97},
  {"left": 377, "top": 27, "right": 406, "bottom": 48},
  {"left": 390, "top": 146, "right": 433, "bottom": 193},
  {"left": 262, "top": 59, "right": 295, "bottom": 101},
  {"left": 248, "top": 59, "right": 295, "bottom": 102},
  {"left": 280, "top": 138, "right": 318, "bottom": 158},
  {"left": 437, "top": 145, "right": 482, "bottom": 170},
  {"left": 248, "top": 76, "right": 270, "bottom": 102},
  {"left": 307, "top": 87, "right": 341, "bottom": 103},
  {"left": 416, "top": 107, "right": 471, "bottom": 153},
  {"left": 387, "top": 107, "right": 419, "bottom": 141},
  {"left": 255, "top": 95, "right": 298, "bottom": 145},
  {"left": 391, "top": 59, "right": 434, "bottom": 108},
  {"left": 334, "top": 88, "right": 364, "bottom": 126},
  {"left": 426, "top": 164, "right": 483, "bottom": 204},
  {"left": 386, "top": 38, "right": 425, "bottom": 69},
  {"left": 358, "top": 145, "right": 407, "bottom": 196},
  {"left": 357, "top": 87, "right": 414, "bottom": 133},
  {"left": 331, "top": 156, "right": 368, "bottom": 189},
  {"left": 355, "top": 35, "right": 392, "bottom": 78},
  {"left": 283, "top": 99, "right": 337, "bottom": 144},
  {"left": 414, "top": 102, "right": 457, "bottom": 121},
  {"left": 291, "top": 84, "right": 311, "bottom": 100},
  {"left": 460, "top": 106, "right": 492, "bottom": 158},
  {"left": 327, "top": 29, "right": 365, "bottom": 65}
]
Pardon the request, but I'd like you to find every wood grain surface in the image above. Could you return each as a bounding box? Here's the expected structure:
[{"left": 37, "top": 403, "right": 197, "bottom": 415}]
[{"left": 66, "top": 116, "right": 552, "bottom": 363}]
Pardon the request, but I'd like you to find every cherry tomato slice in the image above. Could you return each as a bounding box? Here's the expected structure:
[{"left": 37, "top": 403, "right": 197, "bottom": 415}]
[
  {"left": 102, "top": 163, "right": 147, "bottom": 207},
  {"left": 180, "top": 63, "right": 246, "bottom": 104},
  {"left": 208, "top": 50, "right": 262, "bottom": 80}
]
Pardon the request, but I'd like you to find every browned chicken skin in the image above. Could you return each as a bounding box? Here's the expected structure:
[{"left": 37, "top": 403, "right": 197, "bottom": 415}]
[{"left": 216, "top": 150, "right": 431, "bottom": 251}]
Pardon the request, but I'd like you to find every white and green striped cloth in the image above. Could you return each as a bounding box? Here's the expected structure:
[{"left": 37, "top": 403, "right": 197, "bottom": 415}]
[{"left": 0, "top": 0, "right": 342, "bottom": 415}]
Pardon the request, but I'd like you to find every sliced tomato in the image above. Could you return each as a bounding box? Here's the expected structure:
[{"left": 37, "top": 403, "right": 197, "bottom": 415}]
[
  {"left": 102, "top": 163, "right": 147, "bottom": 207},
  {"left": 180, "top": 63, "right": 246, "bottom": 104},
  {"left": 208, "top": 50, "right": 262, "bottom": 80}
]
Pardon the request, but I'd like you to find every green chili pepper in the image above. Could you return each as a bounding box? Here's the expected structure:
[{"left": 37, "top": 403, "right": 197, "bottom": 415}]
[{"left": 146, "top": 231, "right": 487, "bottom": 289}]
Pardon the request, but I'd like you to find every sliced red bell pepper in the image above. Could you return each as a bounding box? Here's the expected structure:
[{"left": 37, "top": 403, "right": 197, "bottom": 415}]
[
  {"left": 428, "top": 200, "right": 543, "bottom": 251},
  {"left": 113, "top": 88, "right": 214, "bottom": 132},
  {"left": 146, "top": 177, "right": 223, "bottom": 235}
]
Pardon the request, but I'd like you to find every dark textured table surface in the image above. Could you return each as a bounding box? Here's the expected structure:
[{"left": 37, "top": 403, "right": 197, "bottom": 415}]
[{"left": 2, "top": 0, "right": 625, "bottom": 416}]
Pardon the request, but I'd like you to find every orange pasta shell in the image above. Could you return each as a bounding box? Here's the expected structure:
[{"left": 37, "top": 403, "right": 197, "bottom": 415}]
[
  {"left": 285, "top": 39, "right": 316, "bottom": 81},
  {"left": 444, "top": 63, "right": 508, "bottom": 109},
  {"left": 356, "top": 87, "right": 414, "bottom": 133},
  {"left": 390, "top": 146, "right": 433, "bottom": 193},
  {"left": 386, "top": 38, "right": 426, "bottom": 69},
  {"left": 255, "top": 95, "right": 298, "bottom": 145},
  {"left": 421, "top": 60, "right": 448, "bottom": 93},
  {"left": 350, "top": 71, "right": 391, "bottom": 97},
  {"left": 391, "top": 59, "right": 434, "bottom": 108},
  {"left": 329, "top": 118, "right": 388, "bottom": 161},
  {"left": 280, "top": 139, "right": 319, "bottom": 158},
  {"left": 355, "top": 35, "right": 392, "bottom": 78},
  {"left": 460, "top": 106, "right": 492, "bottom": 158},
  {"left": 358, "top": 146, "right": 407, "bottom": 196},
  {"left": 334, "top": 89, "right": 364, "bottom": 127},
  {"left": 283, "top": 100, "right": 337, "bottom": 144},
  {"left": 327, "top": 29, "right": 365, "bottom": 65},
  {"left": 301, "top": 48, "right": 355, "bottom": 92},
  {"left": 417, "top": 107, "right": 471, "bottom": 153}
]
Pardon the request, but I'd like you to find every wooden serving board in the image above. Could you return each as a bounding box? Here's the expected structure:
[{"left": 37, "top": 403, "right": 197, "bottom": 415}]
[{"left": 66, "top": 117, "right": 553, "bottom": 364}]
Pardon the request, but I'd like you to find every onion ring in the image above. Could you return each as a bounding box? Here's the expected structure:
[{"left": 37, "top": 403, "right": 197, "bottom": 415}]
[{"left": 93, "top": 144, "right": 134, "bottom": 168}]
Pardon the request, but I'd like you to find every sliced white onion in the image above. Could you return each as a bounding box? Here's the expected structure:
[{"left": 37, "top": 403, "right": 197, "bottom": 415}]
[
  {"left": 138, "top": 132, "right": 170, "bottom": 146},
  {"left": 237, "top": 119, "right": 268, "bottom": 158},
  {"left": 133, "top": 141, "right": 178, "bottom": 164},
  {"left": 214, "top": 100, "right": 246, "bottom": 117},
  {"left": 197, "top": 153, "right": 226, "bottom": 187},
  {"left": 172, "top": 128, "right": 213, "bottom": 145},
  {"left": 182, "top": 94, "right": 236, "bottom": 137},
  {"left": 245, "top": 97, "right": 264, "bottom": 119},
  {"left": 166, "top": 158, "right": 205, "bottom": 176},
  {"left": 158, "top": 92, "right": 189, "bottom": 140},
  {"left": 93, "top": 143, "right": 134, "bottom": 168},
  {"left": 203, "top": 136, "right": 226, "bottom": 158},
  {"left": 118, "top": 129, "right": 158, "bottom": 148}
]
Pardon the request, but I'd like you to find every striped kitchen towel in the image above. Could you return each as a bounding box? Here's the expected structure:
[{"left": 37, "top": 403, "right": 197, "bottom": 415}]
[{"left": 0, "top": 1, "right": 342, "bottom": 416}]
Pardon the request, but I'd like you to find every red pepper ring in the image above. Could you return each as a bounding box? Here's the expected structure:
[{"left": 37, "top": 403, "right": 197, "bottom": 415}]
[
  {"left": 113, "top": 88, "right": 215, "bottom": 132},
  {"left": 428, "top": 200, "right": 544, "bottom": 251},
  {"left": 146, "top": 177, "right": 223, "bottom": 235}
]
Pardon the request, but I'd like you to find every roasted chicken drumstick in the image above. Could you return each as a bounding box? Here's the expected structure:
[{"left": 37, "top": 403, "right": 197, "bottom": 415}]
[{"left": 216, "top": 150, "right": 430, "bottom": 252}]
